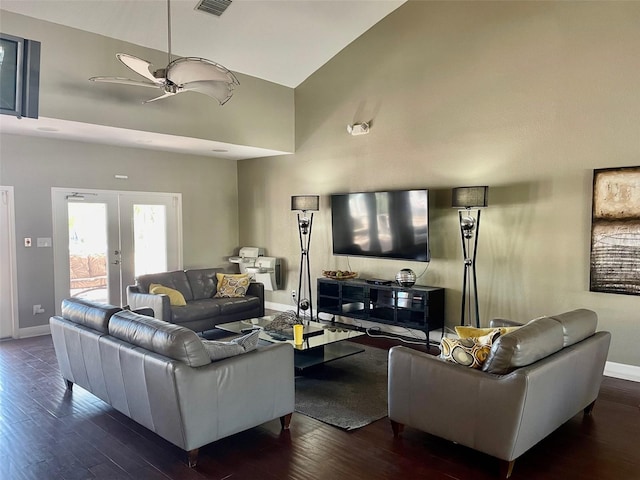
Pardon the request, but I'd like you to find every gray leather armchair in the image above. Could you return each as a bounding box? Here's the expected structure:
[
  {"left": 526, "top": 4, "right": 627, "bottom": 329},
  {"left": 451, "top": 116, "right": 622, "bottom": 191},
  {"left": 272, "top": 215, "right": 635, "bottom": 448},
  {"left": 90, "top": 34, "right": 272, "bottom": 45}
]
[{"left": 388, "top": 309, "right": 611, "bottom": 478}]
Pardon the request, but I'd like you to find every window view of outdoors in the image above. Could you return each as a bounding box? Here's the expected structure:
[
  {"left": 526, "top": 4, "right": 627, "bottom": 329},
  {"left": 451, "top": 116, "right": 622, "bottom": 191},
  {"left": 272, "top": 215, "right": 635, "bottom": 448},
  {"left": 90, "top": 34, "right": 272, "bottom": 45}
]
[
  {"left": 67, "top": 202, "right": 167, "bottom": 303},
  {"left": 68, "top": 203, "right": 108, "bottom": 303},
  {"left": 134, "top": 204, "right": 167, "bottom": 277}
]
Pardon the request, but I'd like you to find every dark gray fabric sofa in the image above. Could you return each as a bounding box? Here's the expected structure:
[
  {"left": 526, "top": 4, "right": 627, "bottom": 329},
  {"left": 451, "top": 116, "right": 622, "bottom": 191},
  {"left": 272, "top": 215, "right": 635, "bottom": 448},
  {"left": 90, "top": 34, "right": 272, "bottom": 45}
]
[
  {"left": 50, "top": 298, "right": 294, "bottom": 467},
  {"left": 388, "top": 309, "right": 611, "bottom": 478},
  {"left": 126, "top": 267, "right": 265, "bottom": 332}
]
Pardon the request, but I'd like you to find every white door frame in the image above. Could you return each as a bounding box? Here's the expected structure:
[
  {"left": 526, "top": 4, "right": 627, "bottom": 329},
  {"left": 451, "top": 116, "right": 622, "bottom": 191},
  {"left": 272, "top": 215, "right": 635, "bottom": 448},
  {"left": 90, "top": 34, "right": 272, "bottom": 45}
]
[
  {"left": 52, "top": 187, "right": 183, "bottom": 312},
  {"left": 0, "top": 186, "right": 19, "bottom": 339}
]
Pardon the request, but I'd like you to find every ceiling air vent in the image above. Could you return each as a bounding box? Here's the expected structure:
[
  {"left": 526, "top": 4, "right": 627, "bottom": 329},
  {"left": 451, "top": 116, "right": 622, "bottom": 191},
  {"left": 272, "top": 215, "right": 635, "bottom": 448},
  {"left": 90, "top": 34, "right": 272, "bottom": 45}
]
[{"left": 195, "top": 0, "right": 232, "bottom": 17}]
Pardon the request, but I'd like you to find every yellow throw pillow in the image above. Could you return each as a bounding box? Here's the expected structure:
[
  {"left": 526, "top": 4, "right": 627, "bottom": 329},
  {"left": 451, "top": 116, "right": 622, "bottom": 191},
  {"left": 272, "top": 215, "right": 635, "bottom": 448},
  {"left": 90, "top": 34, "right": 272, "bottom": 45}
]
[
  {"left": 214, "top": 273, "right": 250, "bottom": 298},
  {"left": 149, "top": 283, "right": 187, "bottom": 306},
  {"left": 455, "top": 325, "right": 520, "bottom": 338}
]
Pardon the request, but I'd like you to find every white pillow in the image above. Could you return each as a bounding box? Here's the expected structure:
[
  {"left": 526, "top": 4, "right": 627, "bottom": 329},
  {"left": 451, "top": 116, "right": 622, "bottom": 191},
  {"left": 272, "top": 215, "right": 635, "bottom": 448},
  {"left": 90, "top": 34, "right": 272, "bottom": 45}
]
[{"left": 201, "top": 329, "right": 260, "bottom": 361}]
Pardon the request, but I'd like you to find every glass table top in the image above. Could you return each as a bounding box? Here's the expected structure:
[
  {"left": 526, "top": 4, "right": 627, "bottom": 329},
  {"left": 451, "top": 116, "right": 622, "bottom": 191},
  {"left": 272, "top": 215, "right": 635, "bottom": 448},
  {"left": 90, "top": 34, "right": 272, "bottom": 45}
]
[{"left": 216, "top": 315, "right": 365, "bottom": 351}]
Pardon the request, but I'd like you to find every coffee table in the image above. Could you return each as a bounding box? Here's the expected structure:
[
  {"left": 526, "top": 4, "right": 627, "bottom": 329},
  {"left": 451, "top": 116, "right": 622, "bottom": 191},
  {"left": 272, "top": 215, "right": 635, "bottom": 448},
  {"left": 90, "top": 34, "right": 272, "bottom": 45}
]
[{"left": 216, "top": 316, "right": 365, "bottom": 371}]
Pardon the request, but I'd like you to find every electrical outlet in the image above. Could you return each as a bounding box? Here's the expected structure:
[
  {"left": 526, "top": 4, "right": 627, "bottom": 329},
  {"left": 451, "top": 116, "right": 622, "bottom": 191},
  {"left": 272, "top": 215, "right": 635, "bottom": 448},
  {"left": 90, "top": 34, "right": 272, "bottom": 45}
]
[{"left": 291, "top": 290, "right": 297, "bottom": 299}]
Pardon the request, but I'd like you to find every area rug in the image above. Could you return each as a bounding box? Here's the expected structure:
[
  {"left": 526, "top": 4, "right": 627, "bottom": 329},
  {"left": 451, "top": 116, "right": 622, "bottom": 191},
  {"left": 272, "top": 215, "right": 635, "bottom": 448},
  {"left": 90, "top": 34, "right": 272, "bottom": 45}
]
[{"left": 294, "top": 342, "right": 388, "bottom": 431}]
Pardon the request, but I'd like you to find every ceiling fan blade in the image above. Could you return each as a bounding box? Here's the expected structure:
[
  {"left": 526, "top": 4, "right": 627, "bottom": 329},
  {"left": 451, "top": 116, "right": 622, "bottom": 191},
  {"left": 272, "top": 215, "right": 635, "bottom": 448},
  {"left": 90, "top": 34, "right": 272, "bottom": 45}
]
[
  {"left": 116, "top": 53, "right": 163, "bottom": 84},
  {"left": 166, "top": 57, "right": 239, "bottom": 87},
  {"left": 142, "top": 91, "right": 177, "bottom": 104},
  {"left": 180, "top": 80, "right": 236, "bottom": 105},
  {"left": 89, "top": 76, "right": 160, "bottom": 88}
]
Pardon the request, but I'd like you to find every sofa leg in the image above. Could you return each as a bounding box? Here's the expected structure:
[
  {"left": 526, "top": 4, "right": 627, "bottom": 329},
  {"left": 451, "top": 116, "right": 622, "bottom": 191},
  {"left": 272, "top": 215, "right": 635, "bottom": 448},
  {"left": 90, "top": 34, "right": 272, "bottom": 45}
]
[
  {"left": 187, "top": 449, "right": 199, "bottom": 468},
  {"left": 584, "top": 400, "right": 596, "bottom": 416},
  {"left": 65, "top": 379, "right": 73, "bottom": 391},
  {"left": 390, "top": 420, "right": 404, "bottom": 438},
  {"left": 500, "top": 460, "right": 516, "bottom": 478},
  {"left": 280, "top": 413, "right": 293, "bottom": 430}
]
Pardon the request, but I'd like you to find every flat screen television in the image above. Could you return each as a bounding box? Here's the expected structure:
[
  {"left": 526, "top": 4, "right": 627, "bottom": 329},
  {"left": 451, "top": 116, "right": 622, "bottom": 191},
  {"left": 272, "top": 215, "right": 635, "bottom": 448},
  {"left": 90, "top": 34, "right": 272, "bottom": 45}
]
[{"left": 331, "top": 189, "right": 430, "bottom": 262}]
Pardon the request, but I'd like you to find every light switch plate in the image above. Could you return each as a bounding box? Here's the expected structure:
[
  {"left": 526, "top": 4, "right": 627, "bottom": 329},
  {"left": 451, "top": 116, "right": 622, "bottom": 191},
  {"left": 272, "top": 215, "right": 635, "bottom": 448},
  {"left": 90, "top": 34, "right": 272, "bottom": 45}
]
[{"left": 37, "top": 237, "right": 52, "bottom": 247}]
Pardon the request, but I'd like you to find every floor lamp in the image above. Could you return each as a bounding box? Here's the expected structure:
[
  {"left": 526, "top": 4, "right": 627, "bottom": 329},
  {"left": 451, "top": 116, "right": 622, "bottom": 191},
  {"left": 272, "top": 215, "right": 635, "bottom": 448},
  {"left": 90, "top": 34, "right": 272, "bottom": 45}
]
[
  {"left": 291, "top": 195, "right": 319, "bottom": 320},
  {"left": 452, "top": 186, "right": 488, "bottom": 328}
]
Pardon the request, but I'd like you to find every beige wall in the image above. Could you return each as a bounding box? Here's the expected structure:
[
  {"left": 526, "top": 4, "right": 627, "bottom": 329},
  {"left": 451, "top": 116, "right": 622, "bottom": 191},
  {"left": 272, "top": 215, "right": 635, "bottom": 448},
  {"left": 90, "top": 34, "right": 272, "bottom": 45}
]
[
  {"left": 238, "top": 1, "right": 640, "bottom": 366},
  {"left": 1, "top": 134, "right": 239, "bottom": 329}
]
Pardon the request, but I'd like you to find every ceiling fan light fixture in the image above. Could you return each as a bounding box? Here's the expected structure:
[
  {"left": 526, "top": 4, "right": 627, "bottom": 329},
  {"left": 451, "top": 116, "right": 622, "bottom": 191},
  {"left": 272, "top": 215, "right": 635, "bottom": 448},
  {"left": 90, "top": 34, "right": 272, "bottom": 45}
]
[{"left": 89, "top": 0, "right": 238, "bottom": 105}]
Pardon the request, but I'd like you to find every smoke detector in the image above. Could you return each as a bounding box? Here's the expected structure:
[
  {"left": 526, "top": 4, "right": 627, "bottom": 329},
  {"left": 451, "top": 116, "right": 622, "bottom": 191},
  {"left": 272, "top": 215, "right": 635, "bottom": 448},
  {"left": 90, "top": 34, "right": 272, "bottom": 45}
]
[{"left": 347, "top": 122, "right": 370, "bottom": 136}]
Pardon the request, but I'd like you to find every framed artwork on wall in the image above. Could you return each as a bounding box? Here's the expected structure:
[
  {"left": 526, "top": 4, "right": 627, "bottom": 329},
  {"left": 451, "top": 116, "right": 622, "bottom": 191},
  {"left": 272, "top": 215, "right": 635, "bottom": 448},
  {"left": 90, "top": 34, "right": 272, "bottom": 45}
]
[{"left": 590, "top": 166, "right": 640, "bottom": 295}]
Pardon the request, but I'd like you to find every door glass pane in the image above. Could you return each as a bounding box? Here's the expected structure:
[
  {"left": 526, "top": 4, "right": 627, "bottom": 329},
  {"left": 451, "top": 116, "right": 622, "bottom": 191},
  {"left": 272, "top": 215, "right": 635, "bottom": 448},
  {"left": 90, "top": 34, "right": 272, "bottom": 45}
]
[
  {"left": 133, "top": 204, "right": 167, "bottom": 276},
  {"left": 68, "top": 203, "right": 108, "bottom": 303}
]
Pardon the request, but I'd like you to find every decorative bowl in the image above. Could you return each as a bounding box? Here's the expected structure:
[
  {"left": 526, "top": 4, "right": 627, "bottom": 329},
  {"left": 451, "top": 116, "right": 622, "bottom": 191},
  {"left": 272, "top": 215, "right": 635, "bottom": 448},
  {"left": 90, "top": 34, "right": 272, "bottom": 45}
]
[{"left": 322, "top": 270, "right": 358, "bottom": 280}]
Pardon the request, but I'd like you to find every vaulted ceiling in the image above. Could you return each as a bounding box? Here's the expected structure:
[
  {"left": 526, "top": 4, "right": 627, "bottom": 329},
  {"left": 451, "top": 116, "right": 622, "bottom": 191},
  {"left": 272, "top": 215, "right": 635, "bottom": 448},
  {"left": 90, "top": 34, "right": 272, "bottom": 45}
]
[
  {"left": 0, "top": 0, "right": 406, "bottom": 158},
  {"left": 1, "top": 0, "right": 405, "bottom": 88}
]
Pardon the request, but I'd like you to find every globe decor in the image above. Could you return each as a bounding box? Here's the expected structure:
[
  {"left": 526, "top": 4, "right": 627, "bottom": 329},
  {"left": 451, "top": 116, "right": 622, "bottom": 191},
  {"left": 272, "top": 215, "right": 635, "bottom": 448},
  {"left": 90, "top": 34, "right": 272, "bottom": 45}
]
[{"left": 395, "top": 268, "right": 416, "bottom": 287}]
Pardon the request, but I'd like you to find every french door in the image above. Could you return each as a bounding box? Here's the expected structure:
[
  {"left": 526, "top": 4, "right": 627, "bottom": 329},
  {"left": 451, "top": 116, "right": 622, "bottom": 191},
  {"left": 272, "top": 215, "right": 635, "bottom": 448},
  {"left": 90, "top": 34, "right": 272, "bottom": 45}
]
[
  {"left": 0, "top": 186, "right": 18, "bottom": 339},
  {"left": 53, "top": 188, "right": 182, "bottom": 310}
]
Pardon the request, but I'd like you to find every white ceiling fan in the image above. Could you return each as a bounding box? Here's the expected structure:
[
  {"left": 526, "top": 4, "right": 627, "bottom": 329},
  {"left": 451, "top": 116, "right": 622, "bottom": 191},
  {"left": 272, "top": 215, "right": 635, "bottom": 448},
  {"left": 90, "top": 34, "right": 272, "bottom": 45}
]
[{"left": 89, "top": 0, "right": 239, "bottom": 105}]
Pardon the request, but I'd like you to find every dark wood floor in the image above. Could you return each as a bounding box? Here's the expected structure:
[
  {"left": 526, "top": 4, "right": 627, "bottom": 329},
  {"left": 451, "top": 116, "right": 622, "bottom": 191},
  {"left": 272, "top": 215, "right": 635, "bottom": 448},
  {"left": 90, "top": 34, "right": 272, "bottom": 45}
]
[{"left": 1, "top": 334, "right": 639, "bottom": 480}]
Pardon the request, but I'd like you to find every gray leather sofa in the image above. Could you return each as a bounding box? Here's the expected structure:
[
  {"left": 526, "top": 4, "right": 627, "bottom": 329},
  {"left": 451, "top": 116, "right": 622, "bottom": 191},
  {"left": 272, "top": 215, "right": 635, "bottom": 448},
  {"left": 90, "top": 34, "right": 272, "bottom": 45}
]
[
  {"left": 126, "top": 267, "right": 265, "bottom": 332},
  {"left": 388, "top": 309, "right": 611, "bottom": 478},
  {"left": 50, "top": 298, "right": 294, "bottom": 467}
]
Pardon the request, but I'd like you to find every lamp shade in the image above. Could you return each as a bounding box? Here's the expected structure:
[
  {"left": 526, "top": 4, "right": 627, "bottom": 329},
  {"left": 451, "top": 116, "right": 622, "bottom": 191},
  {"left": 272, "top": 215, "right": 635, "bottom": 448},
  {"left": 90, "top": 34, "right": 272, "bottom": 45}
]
[
  {"left": 291, "top": 195, "right": 319, "bottom": 211},
  {"left": 452, "top": 186, "right": 488, "bottom": 208}
]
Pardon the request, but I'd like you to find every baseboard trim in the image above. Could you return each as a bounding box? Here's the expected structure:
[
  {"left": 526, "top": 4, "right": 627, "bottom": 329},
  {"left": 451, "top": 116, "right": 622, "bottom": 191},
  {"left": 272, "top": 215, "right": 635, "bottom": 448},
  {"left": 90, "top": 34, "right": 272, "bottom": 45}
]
[
  {"left": 605, "top": 361, "right": 640, "bottom": 382},
  {"left": 18, "top": 324, "right": 51, "bottom": 339},
  {"left": 265, "top": 301, "right": 294, "bottom": 312}
]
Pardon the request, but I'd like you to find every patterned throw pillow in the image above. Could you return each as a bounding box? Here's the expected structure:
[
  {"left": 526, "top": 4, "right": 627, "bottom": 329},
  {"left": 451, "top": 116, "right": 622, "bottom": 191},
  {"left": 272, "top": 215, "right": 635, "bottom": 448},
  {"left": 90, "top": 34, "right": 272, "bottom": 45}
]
[
  {"left": 214, "top": 273, "right": 250, "bottom": 298},
  {"left": 201, "top": 329, "right": 260, "bottom": 361},
  {"left": 149, "top": 283, "right": 187, "bottom": 306},
  {"left": 440, "top": 329, "right": 501, "bottom": 369}
]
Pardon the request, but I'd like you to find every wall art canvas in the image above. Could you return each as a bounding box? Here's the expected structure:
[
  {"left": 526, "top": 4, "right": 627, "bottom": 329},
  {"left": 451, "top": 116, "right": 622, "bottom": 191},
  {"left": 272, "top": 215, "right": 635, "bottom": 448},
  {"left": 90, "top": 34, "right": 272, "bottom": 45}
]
[{"left": 590, "top": 166, "right": 640, "bottom": 295}]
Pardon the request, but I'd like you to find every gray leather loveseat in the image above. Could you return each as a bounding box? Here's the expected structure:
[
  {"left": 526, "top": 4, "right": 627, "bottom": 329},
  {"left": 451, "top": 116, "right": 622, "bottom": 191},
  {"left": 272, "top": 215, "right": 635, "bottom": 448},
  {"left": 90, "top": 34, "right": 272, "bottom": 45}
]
[
  {"left": 50, "top": 298, "right": 294, "bottom": 467},
  {"left": 126, "top": 267, "right": 265, "bottom": 332},
  {"left": 388, "top": 309, "right": 611, "bottom": 478}
]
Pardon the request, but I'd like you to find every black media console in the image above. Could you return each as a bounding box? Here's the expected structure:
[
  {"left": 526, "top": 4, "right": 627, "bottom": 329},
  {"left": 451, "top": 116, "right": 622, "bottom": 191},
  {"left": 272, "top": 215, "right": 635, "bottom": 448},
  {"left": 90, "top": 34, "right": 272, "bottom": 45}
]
[{"left": 317, "top": 278, "right": 445, "bottom": 337}]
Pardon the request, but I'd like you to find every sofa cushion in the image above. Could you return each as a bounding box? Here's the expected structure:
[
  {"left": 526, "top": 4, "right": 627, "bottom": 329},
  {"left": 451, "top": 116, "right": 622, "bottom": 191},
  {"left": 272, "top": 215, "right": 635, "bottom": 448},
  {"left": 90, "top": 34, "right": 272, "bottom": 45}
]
[
  {"left": 185, "top": 268, "right": 225, "bottom": 300},
  {"left": 61, "top": 298, "right": 121, "bottom": 334},
  {"left": 201, "top": 329, "right": 260, "bottom": 361},
  {"left": 549, "top": 309, "right": 597, "bottom": 347},
  {"left": 136, "top": 270, "right": 194, "bottom": 301},
  {"left": 150, "top": 283, "right": 187, "bottom": 306},
  {"left": 218, "top": 295, "right": 261, "bottom": 315},
  {"left": 109, "top": 310, "right": 211, "bottom": 367},
  {"left": 440, "top": 329, "right": 500, "bottom": 369},
  {"left": 214, "top": 273, "right": 250, "bottom": 298},
  {"left": 169, "top": 298, "right": 222, "bottom": 325},
  {"left": 482, "top": 317, "right": 564, "bottom": 374}
]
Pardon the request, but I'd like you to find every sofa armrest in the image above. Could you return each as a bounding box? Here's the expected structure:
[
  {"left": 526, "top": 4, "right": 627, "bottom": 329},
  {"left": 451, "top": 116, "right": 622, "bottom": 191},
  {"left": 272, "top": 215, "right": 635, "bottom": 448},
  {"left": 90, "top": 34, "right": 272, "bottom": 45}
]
[
  {"left": 490, "top": 318, "right": 524, "bottom": 328},
  {"left": 247, "top": 282, "right": 265, "bottom": 317},
  {"left": 174, "top": 342, "right": 294, "bottom": 450},
  {"left": 126, "top": 285, "right": 172, "bottom": 321},
  {"left": 388, "top": 346, "right": 528, "bottom": 461}
]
